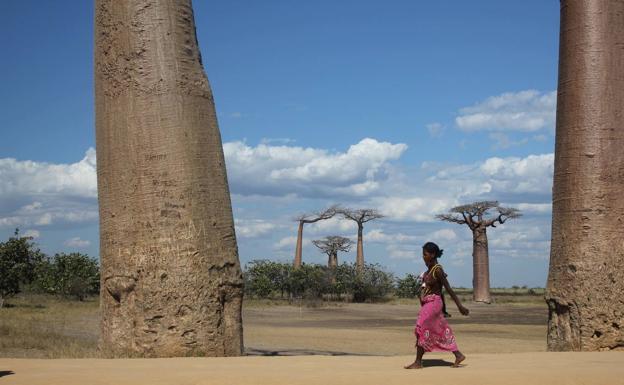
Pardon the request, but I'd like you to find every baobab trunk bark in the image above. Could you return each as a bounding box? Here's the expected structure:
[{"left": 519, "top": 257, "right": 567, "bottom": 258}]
[
  {"left": 546, "top": 0, "right": 624, "bottom": 351},
  {"left": 294, "top": 222, "right": 303, "bottom": 268},
  {"left": 472, "top": 227, "right": 491, "bottom": 303},
  {"left": 95, "top": 0, "right": 244, "bottom": 357},
  {"left": 328, "top": 252, "right": 338, "bottom": 269},
  {"left": 356, "top": 225, "right": 364, "bottom": 271}
]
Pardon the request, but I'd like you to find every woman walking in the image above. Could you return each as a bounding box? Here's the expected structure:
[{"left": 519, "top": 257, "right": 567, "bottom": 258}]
[{"left": 405, "top": 242, "right": 469, "bottom": 369}]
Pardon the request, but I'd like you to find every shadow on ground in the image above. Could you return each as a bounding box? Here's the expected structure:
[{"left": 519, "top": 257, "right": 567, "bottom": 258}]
[{"left": 246, "top": 348, "right": 375, "bottom": 356}]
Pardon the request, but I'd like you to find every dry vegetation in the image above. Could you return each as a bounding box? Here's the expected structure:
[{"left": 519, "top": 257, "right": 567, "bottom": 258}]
[
  {"left": 0, "top": 295, "right": 99, "bottom": 358},
  {"left": 0, "top": 289, "right": 547, "bottom": 358}
]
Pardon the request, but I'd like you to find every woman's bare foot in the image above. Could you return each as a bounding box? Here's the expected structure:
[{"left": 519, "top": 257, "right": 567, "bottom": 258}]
[
  {"left": 451, "top": 352, "right": 466, "bottom": 368},
  {"left": 404, "top": 361, "right": 423, "bottom": 369}
]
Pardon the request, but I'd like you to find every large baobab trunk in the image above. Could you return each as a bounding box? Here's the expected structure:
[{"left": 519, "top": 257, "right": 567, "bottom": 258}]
[
  {"left": 294, "top": 222, "right": 304, "bottom": 268},
  {"left": 472, "top": 227, "right": 491, "bottom": 303},
  {"left": 546, "top": 0, "right": 624, "bottom": 351},
  {"left": 356, "top": 225, "right": 364, "bottom": 270},
  {"left": 95, "top": 0, "right": 244, "bottom": 357}
]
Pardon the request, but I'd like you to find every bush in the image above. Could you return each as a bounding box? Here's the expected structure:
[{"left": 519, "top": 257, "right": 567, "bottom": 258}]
[
  {"left": 34, "top": 253, "right": 100, "bottom": 300},
  {"left": 0, "top": 229, "right": 45, "bottom": 307},
  {"left": 351, "top": 263, "right": 395, "bottom": 302},
  {"left": 243, "top": 260, "right": 395, "bottom": 302},
  {"left": 245, "top": 260, "right": 293, "bottom": 298},
  {"left": 396, "top": 273, "right": 422, "bottom": 298}
]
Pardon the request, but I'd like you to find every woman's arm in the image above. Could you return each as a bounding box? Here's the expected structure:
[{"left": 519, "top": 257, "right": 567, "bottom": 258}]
[{"left": 436, "top": 268, "right": 469, "bottom": 316}]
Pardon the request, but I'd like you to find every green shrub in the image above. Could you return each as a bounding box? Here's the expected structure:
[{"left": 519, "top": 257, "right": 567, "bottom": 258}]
[
  {"left": 396, "top": 273, "right": 422, "bottom": 298},
  {"left": 34, "top": 253, "right": 100, "bottom": 300},
  {"left": 0, "top": 229, "right": 45, "bottom": 307}
]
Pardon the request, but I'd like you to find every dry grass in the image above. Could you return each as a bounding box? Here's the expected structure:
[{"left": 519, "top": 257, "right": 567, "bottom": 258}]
[
  {"left": 0, "top": 292, "right": 547, "bottom": 358},
  {"left": 0, "top": 294, "right": 99, "bottom": 358}
]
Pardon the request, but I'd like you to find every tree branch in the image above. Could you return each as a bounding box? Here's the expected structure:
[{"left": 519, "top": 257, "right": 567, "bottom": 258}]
[{"left": 294, "top": 205, "right": 339, "bottom": 224}]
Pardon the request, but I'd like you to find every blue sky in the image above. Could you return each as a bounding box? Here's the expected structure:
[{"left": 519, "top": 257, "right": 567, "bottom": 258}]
[{"left": 0, "top": 1, "right": 560, "bottom": 287}]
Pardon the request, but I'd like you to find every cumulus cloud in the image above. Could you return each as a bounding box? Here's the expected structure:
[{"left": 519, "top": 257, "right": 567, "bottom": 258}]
[
  {"left": 0, "top": 201, "right": 98, "bottom": 229},
  {"left": 308, "top": 216, "right": 355, "bottom": 234},
  {"left": 0, "top": 149, "right": 99, "bottom": 230},
  {"left": 456, "top": 90, "right": 556, "bottom": 133},
  {"left": 430, "top": 153, "right": 554, "bottom": 199},
  {"left": 511, "top": 203, "right": 552, "bottom": 214},
  {"left": 368, "top": 152, "right": 553, "bottom": 223},
  {"left": 487, "top": 221, "right": 551, "bottom": 260},
  {"left": 64, "top": 237, "right": 91, "bottom": 248},
  {"left": 223, "top": 138, "right": 408, "bottom": 198},
  {"left": 0, "top": 148, "right": 97, "bottom": 199},
  {"left": 478, "top": 154, "right": 554, "bottom": 194},
  {"left": 365, "top": 229, "right": 418, "bottom": 244},
  {"left": 374, "top": 196, "right": 459, "bottom": 222},
  {"left": 274, "top": 236, "right": 310, "bottom": 250},
  {"left": 426, "top": 228, "right": 457, "bottom": 242},
  {"left": 234, "top": 219, "right": 276, "bottom": 238},
  {"left": 386, "top": 244, "right": 419, "bottom": 260}
]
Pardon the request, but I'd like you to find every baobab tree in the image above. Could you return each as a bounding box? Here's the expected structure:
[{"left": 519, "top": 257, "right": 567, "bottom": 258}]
[
  {"left": 95, "top": 0, "right": 243, "bottom": 357},
  {"left": 312, "top": 236, "right": 354, "bottom": 268},
  {"left": 339, "top": 208, "right": 384, "bottom": 270},
  {"left": 437, "top": 201, "right": 521, "bottom": 303},
  {"left": 293, "top": 206, "right": 337, "bottom": 268},
  {"left": 546, "top": 0, "right": 624, "bottom": 351}
]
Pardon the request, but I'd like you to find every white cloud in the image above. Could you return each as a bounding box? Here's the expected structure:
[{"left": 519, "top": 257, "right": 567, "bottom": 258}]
[
  {"left": 223, "top": 138, "right": 408, "bottom": 198},
  {"left": 64, "top": 237, "right": 91, "bottom": 248},
  {"left": 366, "top": 152, "right": 553, "bottom": 224},
  {"left": 386, "top": 244, "right": 419, "bottom": 260},
  {"left": 512, "top": 203, "right": 552, "bottom": 214},
  {"left": 0, "top": 150, "right": 99, "bottom": 230},
  {"left": 374, "top": 196, "right": 458, "bottom": 222},
  {"left": 426, "top": 228, "right": 457, "bottom": 242},
  {"left": 274, "top": 236, "right": 310, "bottom": 250},
  {"left": 0, "top": 201, "right": 98, "bottom": 229},
  {"left": 23, "top": 229, "right": 40, "bottom": 239},
  {"left": 428, "top": 153, "right": 554, "bottom": 199},
  {"left": 456, "top": 90, "right": 556, "bottom": 133},
  {"left": 35, "top": 212, "right": 53, "bottom": 226},
  {"left": 478, "top": 154, "right": 554, "bottom": 194},
  {"left": 235, "top": 219, "right": 276, "bottom": 238},
  {"left": 0, "top": 148, "right": 97, "bottom": 199},
  {"left": 365, "top": 229, "right": 418, "bottom": 243},
  {"left": 308, "top": 216, "right": 355, "bottom": 234}
]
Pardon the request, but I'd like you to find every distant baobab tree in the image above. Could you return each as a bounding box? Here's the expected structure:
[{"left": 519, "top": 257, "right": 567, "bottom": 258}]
[
  {"left": 312, "top": 236, "right": 354, "bottom": 268},
  {"left": 437, "top": 201, "right": 521, "bottom": 303},
  {"left": 339, "top": 208, "right": 384, "bottom": 271},
  {"left": 293, "top": 206, "right": 338, "bottom": 268}
]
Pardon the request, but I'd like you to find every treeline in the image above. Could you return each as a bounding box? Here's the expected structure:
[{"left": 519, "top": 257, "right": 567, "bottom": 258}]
[
  {"left": 244, "top": 260, "right": 422, "bottom": 302},
  {"left": 0, "top": 230, "right": 99, "bottom": 307},
  {"left": 1, "top": 230, "right": 425, "bottom": 307}
]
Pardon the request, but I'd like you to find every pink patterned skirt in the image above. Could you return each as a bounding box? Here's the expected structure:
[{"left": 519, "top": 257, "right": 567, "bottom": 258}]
[{"left": 415, "top": 294, "right": 458, "bottom": 352}]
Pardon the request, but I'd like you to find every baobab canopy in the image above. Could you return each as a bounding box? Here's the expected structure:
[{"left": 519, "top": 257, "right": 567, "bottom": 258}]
[{"left": 437, "top": 201, "right": 521, "bottom": 303}]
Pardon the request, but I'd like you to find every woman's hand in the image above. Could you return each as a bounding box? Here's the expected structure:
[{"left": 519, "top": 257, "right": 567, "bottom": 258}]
[{"left": 458, "top": 305, "right": 469, "bottom": 316}]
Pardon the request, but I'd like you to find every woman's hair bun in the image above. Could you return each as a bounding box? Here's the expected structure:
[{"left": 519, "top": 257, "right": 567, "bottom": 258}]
[{"left": 422, "top": 242, "right": 443, "bottom": 258}]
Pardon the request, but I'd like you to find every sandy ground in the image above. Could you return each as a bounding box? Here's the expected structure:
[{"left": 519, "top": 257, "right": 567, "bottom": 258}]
[
  {"left": 2, "top": 352, "right": 624, "bottom": 385},
  {"left": 243, "top": 301, "right": 548, "bottom": 355},
  {"left": 3, "top": 301, "right": 622, "bottom": 384}
]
